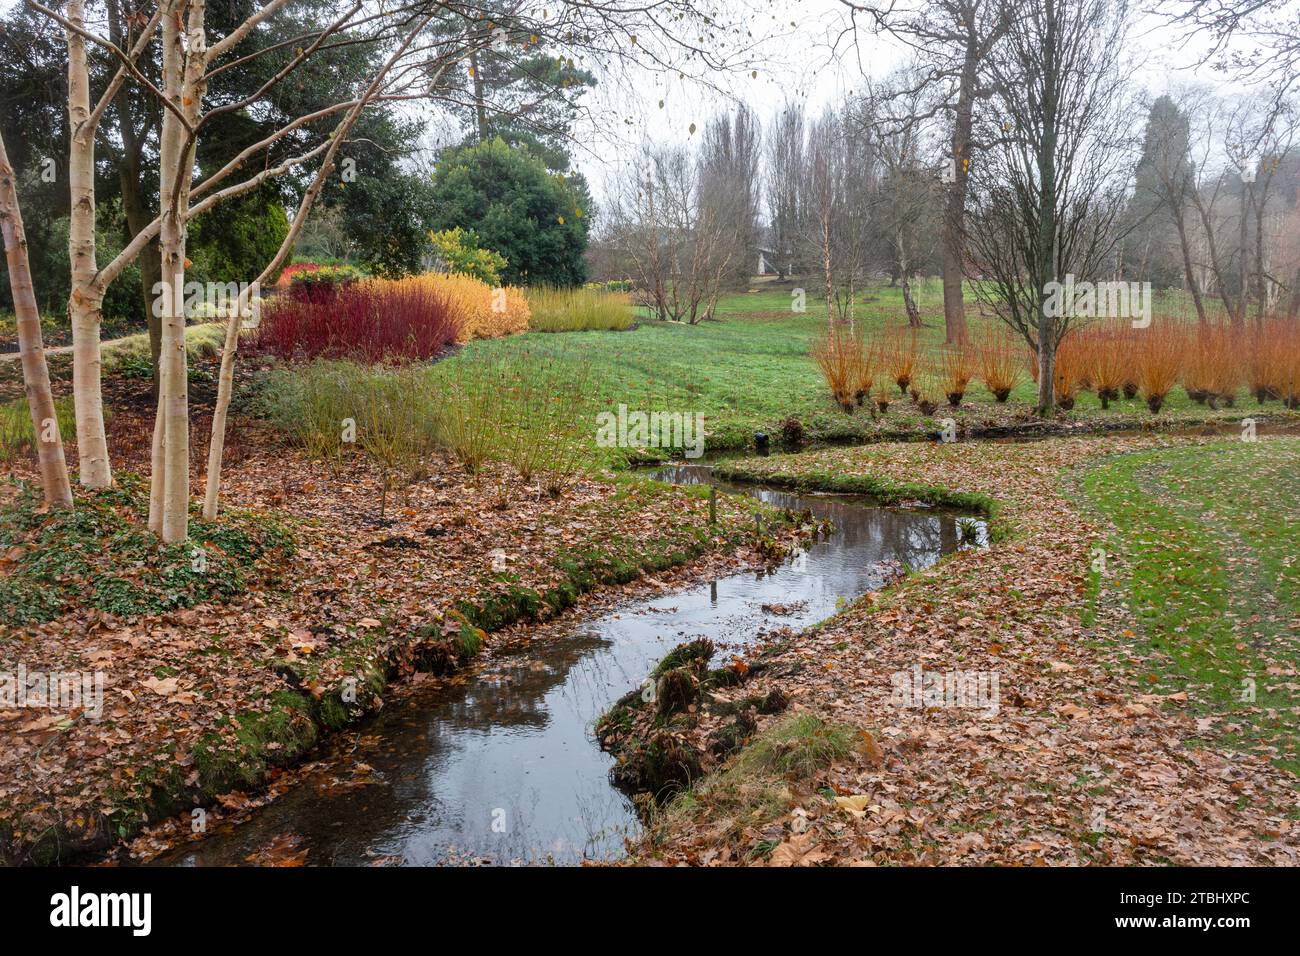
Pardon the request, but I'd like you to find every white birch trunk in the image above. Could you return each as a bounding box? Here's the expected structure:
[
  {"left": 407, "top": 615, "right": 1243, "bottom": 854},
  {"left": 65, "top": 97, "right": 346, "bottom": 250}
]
[
  {"left": 66, "top": 0, "right": 112, "bottom": 489},
  {"left": 0, "top": 133, "right": 74, "bottom": 508}
]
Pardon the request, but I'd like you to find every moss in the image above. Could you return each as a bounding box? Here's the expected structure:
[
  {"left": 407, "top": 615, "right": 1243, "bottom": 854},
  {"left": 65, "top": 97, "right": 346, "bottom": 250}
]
[
  {"left": 652, "top": 639, "right": 715, "bottom": 679},
  {"left": 190, "top": 690, "right": 320, "bottom": 793}
]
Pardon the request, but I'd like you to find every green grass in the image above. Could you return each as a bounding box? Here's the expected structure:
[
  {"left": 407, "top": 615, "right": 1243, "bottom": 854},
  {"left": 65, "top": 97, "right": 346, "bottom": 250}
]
[
  {"left": 1081, "top": 438, "right": 1300, "bottom": 774},
  {"left": 0, "top": 394, "right": 78, "bottom": 463},
  {"left": 433, "top": 282, "right": 1284, "bottom": 456},
  {"left": 103, "top": 320, "right": 226, "bottom": 366},
  {"left": 649, "top": 714, "right": 860, "bottom": 850}
]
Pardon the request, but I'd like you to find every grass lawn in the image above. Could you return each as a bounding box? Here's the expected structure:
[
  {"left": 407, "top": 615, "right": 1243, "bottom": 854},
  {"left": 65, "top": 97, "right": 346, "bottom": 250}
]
[
  {"left": 1081, "top": 437, "right": 1300, "bottom": 774},
  {"left": 441, "top": 281, "right": 1288, "bottom": 456}
]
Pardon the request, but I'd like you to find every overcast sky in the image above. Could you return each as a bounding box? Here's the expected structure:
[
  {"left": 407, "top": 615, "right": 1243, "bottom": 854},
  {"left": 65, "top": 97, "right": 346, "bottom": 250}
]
[
  {"left": 555, "top": 0, "right": 1273, "bottom": 209},
  {"left": 4, "top": 0, "right": 1277, "bottom": 208}
]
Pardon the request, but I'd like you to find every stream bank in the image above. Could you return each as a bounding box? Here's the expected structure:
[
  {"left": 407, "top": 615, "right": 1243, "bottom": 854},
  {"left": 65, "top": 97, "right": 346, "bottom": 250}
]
[{"left": 142, "top": 463, "right": 983, "bottom": 865}]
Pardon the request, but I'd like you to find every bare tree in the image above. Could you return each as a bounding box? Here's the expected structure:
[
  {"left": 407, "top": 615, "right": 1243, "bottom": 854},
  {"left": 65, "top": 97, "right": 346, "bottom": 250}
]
[
  {"left": 836, "top": 0, "right": 1011, "bottom": 344},
  {"left": 614, "top": 142, "right": 734, "bottom": 324},
  {"left": 698, "top": 105, "right": 762, "bottom": 289},
  {"left": 803, "top": 102, "right": 877, "bottom": 326},
  {"left": 871, "top": 66, "right": 943, "bottom": 328},
  {"left": 1164, "top": 0, "right": 1300, "bottom": 96},
  {"left": 965, "top": 0, "right": 1135, "bottom": 415},
  {"left": 764, "top": 101, "right": 807, "bottom": 279}
]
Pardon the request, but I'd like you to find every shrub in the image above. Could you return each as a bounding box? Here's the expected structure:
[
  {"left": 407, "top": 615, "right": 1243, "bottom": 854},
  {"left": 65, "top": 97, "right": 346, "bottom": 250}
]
[
  {"left": 433, "top": 345, "right": 594, "bottom": 489},
  {"left": 263, "top": 347, "right": 596, "bottom": 492},
  {"left": 429, "top": 227, "right": 508, "bottom": 285},
  {"left": 586, "top": 279, "right": 634, "bottom": 293},
  {"left": 812, "top": 325, "right": 859, "bottom": 412},
  {"left": 261, "top": 362, "right": 442, "bottom": 509},
  {"left": 526, "top": 286, "right": 635, "bottom": 332},
  {"left": 938, "top": 344, "right": 975, "bottom": 407},
  {"left": 401, "top": 272, "right": 529, "bottom": 342},
  {"left": 977, "top": 327, "right": 1023, "bottom": 402},
  {"left": 850, "top": 327, "right": 876, "bottom": 405},
  {"left": 250, "top": 280, "right": 461, "bottom": 363},
  {"left": 428, "top": 138, "right": 589, "bottom": 286},
  {"left": 883, "top": 326, "right": 919, "bottom": 395},
  {"left": 1136, "top": 322, "right": 1184, "bottom": 413},
  {"left": 1279, "top": 323, "right": 1300, "bottom": 409},
  {"left": 910, "top": 371, "right": 941, "bottom": 416},
  {"left": 1182, "top": 322, "right": 1239, "bottom": 408},
  {"left": 287, "top": 264, "right": 365, "bottom": 301},
  {"left": 1053, "top": 331, "right": 1084, "bottom": 411},
  {"left": 1084, "top": 321, "right": 1130, "bottom": 409}
]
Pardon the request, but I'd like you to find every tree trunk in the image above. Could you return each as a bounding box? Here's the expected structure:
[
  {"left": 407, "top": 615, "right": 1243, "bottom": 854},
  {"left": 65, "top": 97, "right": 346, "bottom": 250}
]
[
  {"left": 941, "top": 30, "right": 978, "bottom": 346},
  {"left": 0, "top": 133, "right": 73, "bottom": 509},
  {"left": 1171, "top": 207, "right": 1208, "bottom": 324},
  {"left": 821, "top": 210, "right": 834, "bottom": 327},
  {"left": 152, "top": 0, "right": 199, "bottom": 543},
  {"left": 1236, "top": 177, "right": 1250, "bottom": 328},
  {"left": 470, "top": 49, "right": 489, "bottom": 141},
  {"left": 66, "top": 0, "right": 113, "bottom": 489},
  {"left": 1253, "top": 186, "right": 1268, "bottom": 327},
  {"left": 1036, "top": 322, "right": 1056, "bottom": 414},
  {"left": 1034, "top": 0, "right": 1061, "bottom": 418},
  {"left": 898, "top": 230, "right": 921, "bottom": 327}
]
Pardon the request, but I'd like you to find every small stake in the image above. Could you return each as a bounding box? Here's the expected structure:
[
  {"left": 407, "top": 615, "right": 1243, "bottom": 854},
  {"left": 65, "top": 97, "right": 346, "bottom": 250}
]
[{"left": 709, "top": 486, "right": 717, "bottom": 526}]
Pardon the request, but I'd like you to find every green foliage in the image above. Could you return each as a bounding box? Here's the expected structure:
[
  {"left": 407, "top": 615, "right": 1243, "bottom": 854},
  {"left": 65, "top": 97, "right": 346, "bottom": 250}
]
[
  {"left": 334, "top": 169, "right": 438, "bottom": 278},
  {"left": 0, "top": 475, "right": 295, "bottom": 626},
  {"left": 189, "top": 186, "right": 290, "bottom": 285},
  {"left": 428, "top": 139, "right": 589, "bottom": 286},
  {"left": 0, "top": 395, "right": 78, "bottom": 463},
  {"left": 0, "top": 204, "right": 145, "bottom": 334},
  {"left": 428, "top": 227, "right": 507, "bottom": 285},
  {"left": 526, "top": 285, "right": 634, "bottom": 332}
]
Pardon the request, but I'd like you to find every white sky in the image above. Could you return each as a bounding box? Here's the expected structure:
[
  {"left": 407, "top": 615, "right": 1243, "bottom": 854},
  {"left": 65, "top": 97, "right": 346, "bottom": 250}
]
[{"left": 565, "top": 0, "right": 1272, "bottom": 209}]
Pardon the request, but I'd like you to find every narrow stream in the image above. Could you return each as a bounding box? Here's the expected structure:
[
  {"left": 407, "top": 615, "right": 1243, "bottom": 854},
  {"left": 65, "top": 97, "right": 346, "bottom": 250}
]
[{"left": 155, "top": 464, "right": 986, "bottom": 866}]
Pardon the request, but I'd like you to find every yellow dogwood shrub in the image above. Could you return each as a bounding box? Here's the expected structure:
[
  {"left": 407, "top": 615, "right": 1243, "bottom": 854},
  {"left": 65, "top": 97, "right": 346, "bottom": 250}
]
[{"left": 392, "top": 273, "right": 529, "bottom": 343}]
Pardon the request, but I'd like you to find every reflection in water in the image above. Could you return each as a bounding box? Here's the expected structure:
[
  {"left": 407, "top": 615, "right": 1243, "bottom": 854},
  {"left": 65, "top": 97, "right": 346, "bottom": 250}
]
[{"left": 158, "top": 465, "right": 985, "bottom": 867}]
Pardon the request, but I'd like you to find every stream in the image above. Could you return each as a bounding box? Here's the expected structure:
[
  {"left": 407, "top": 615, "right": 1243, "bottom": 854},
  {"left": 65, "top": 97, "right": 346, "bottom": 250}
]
[{"left": 155, "top": 463, "right": 986, "bottom": 866}]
